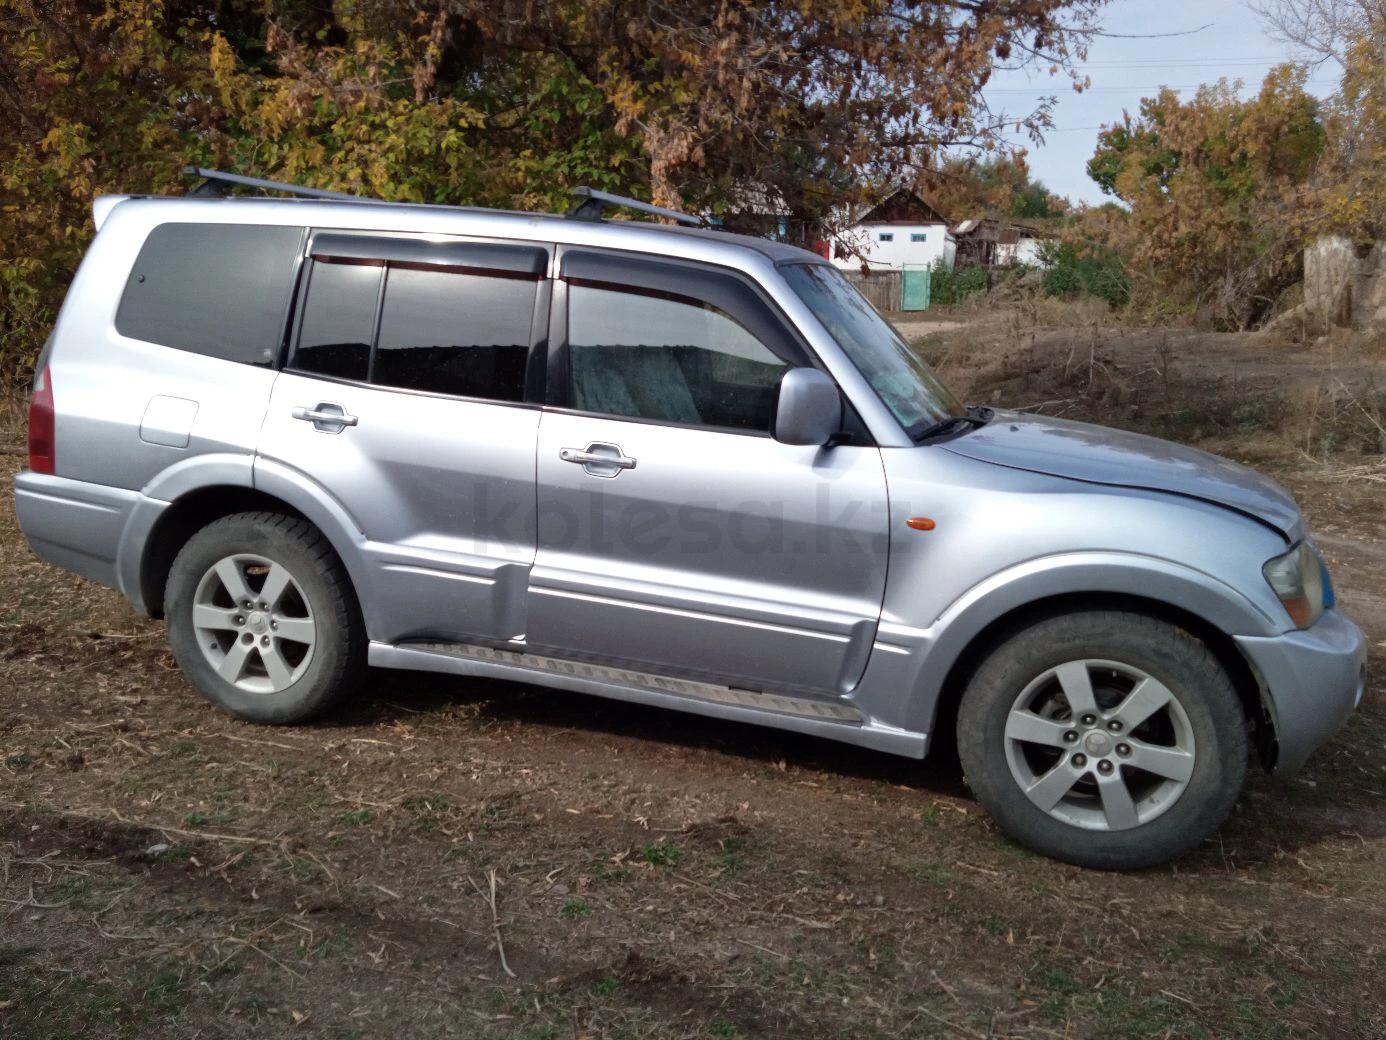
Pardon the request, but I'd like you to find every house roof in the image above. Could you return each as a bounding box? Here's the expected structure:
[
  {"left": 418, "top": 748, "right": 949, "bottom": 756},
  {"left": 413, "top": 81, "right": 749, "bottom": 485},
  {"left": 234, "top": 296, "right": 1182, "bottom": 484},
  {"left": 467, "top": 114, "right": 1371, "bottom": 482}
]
[
  {"left": 853, "top": 188, "right": 949, "bottom": 227},
  {"left": 951, "top": 217, "right": 1048, "bottom": 240}
]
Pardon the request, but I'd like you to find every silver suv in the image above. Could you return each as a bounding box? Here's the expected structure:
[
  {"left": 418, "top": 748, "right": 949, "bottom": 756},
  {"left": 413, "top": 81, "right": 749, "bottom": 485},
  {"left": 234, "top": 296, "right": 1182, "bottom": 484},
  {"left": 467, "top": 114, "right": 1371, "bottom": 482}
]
[{"left": 15, "top": 171, "right": 1366, "bottom": 869}]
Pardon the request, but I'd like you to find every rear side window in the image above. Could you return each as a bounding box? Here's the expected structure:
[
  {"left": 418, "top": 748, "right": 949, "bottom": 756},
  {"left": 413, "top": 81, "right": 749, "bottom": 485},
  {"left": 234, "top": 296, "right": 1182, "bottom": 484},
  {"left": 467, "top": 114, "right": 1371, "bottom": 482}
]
[
  {"left": 290, "top": 235, "right": 544, "bottom": 403},
  {"left": 373, "top": 267, "right": 534, "bottom": 401},
  {"left": 116, "top": 223, "right": 303, "bottom": 365}
]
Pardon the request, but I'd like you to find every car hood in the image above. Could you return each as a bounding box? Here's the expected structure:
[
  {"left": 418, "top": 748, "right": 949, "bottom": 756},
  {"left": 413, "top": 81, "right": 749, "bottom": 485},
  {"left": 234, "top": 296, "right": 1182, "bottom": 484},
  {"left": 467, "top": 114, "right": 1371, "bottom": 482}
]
[{"left": 941, "top": 410, "right": 1300, "bottom": 538}]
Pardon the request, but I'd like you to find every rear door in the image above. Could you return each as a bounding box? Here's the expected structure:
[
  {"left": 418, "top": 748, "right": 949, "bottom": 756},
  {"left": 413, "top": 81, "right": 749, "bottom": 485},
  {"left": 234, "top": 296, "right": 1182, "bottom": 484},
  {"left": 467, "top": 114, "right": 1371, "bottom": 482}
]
[
  {"left": 527, "top": 249, "right": 890, "bottom": 697},
  {"left": 257, "top": 231, "right": 550, "bottom": 645}
]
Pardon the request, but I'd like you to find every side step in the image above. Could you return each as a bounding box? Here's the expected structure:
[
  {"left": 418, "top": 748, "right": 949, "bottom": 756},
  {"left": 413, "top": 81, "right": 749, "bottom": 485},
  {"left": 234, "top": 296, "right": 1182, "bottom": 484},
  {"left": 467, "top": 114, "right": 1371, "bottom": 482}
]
[
  {"left": 401, "top": 641, "right": 863, "bottom": 722},
  {"left": 368, "top": 640, "right": 929, "bottom": 758}
]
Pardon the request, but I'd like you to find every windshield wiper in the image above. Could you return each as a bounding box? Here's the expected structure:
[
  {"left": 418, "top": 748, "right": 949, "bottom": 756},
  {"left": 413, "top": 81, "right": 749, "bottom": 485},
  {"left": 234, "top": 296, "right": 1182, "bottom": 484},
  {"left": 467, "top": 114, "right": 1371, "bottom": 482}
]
[{"left": 911, "top": 404, "right": 992, "bottom": 443}]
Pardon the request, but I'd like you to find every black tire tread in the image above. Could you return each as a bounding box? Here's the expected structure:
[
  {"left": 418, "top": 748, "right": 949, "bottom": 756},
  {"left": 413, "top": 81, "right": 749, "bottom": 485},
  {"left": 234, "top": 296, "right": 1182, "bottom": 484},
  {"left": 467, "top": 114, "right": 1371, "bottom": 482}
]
[
  {"left": 956, "top": 610, "right": 1248, "bottom": 870},
  {"left": 165, "top": 511, "right": 365, "bottom": 724}
]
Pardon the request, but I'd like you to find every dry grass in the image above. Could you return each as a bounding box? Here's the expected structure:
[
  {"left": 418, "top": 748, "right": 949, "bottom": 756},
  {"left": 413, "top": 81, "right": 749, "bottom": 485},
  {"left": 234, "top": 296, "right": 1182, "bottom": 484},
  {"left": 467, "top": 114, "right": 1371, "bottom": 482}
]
[{"left": 0, "top": 393, "right": 26, "bottom": 450}]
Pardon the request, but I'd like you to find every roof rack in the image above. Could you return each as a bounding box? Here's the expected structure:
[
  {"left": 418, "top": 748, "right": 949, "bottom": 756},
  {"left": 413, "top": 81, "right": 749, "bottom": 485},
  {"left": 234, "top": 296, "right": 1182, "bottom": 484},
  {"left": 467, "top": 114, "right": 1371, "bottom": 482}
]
[
  {"left": 181, "top": 167, "right": 713, "bottom": 230},
  {"left": 183, "top": 166, "right": 359, "bottom": 201},
  {"left": 566, "top": 186, "right": 708, "bottom": 227}
]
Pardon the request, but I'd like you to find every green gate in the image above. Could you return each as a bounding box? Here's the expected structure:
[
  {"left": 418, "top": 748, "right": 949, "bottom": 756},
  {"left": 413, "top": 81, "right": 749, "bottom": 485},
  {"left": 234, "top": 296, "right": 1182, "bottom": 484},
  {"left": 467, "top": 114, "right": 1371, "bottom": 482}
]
[{"left": 901, "top": 264, "right": 931, "bottom": 311}]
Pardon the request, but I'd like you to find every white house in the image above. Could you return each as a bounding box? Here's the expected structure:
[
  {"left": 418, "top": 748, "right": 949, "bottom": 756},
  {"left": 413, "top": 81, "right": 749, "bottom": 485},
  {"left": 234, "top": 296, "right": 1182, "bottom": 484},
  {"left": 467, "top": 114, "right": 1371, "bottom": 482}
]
[{"left": 830, "top": 188, "right": 955, "bottom": 272}]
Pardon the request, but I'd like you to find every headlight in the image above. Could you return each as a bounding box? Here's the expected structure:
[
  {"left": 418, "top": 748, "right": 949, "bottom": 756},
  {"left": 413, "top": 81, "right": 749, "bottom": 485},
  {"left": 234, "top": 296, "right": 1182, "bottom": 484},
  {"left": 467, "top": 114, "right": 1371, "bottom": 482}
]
[{"left": 1263, "top": 541, "right": 1327, "bottom": 629}]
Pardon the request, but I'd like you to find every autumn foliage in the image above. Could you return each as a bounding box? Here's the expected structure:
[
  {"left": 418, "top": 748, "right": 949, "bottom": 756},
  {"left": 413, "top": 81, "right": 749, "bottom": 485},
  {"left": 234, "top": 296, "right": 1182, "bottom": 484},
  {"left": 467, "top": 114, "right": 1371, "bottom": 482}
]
[
  {"left": 0, "top": 0, "right": 1104, "bottom": 389},
  {"left": 1080, "top": 66, "right": 1327, "bottom": 329}
]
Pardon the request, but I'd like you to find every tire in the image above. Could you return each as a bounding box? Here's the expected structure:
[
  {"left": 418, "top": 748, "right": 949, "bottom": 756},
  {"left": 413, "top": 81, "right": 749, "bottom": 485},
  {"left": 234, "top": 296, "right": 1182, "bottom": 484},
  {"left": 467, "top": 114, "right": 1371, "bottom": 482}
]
[
  {"left": 956, "top": 611, "right": 1248, "bottom": 870},
  {"left": 165, "top": 511, "right": 365, "bottom": 724}
]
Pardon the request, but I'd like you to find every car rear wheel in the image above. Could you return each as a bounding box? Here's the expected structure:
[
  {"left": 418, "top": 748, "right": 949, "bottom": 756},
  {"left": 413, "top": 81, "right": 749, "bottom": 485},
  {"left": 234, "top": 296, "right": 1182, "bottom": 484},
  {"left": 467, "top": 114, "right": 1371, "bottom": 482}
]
[
  {"left": 956, "top": 611, "right": 1248, "bottom": 869},
  {"left": 166, "top": 512, "right": 365, "bottom": 724}
]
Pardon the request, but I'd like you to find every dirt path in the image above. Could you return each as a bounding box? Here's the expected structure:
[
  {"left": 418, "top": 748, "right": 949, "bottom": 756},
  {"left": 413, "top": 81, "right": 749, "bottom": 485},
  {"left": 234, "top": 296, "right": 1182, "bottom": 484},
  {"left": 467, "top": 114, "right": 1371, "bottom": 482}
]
[
  {"left": 891, "top": 318, "right": 966, "bottom": 338},
  {"left": 2, "top": 326, "right": 1385, "bottom": 1038}
]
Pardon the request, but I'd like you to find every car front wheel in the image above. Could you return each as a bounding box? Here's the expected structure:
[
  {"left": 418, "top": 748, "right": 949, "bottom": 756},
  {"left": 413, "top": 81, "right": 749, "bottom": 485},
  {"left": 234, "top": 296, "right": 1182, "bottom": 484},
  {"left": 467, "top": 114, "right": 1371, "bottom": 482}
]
[{"left": 957, "top": 611, "right": 1249, "bottom": 870}]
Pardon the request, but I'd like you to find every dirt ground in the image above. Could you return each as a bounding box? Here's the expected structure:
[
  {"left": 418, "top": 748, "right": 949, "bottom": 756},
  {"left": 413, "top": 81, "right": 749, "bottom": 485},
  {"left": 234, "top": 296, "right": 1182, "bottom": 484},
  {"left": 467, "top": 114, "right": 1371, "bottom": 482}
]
[{"left": 3, "top": 312, "right": 1385, "bottom": 1040}]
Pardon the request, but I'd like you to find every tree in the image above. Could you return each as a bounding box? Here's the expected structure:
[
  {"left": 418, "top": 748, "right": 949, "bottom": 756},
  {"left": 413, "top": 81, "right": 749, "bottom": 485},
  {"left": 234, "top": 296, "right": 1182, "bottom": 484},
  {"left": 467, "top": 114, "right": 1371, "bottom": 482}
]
[
  {"left": 1249, "top": 0, "right": 1386, "bottom": 241},
  {"left": 1086, "top": 66, "right": 1326, "bottom": 327},
  {"left": 1319, "top": 33, "right": 1386, "bottom": 239},
  {"left": 0, "top": 0, "right": 1107, "bottom": 388},
  {"left": 1248, "top": 0, "right": 1385, "bottom": 68},
  {"left": 926, "top": 154, "right": 1069, "bottom": 222}
]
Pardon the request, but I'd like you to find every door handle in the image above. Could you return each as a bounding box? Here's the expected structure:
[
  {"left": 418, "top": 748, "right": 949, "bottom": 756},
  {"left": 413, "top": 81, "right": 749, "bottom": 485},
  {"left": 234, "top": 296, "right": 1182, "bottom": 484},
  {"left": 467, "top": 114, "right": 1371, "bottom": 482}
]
[
  {"left": 560, "top": 442, "right": 636, "bottom": 475},
  {"left": 292, "top": 403, "right": 358, "bottom": 434}
]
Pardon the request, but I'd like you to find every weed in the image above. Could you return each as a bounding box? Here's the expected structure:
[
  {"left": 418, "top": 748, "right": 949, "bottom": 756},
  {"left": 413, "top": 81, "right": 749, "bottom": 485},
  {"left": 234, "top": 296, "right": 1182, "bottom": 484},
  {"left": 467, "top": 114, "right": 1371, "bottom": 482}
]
[
  {"left": 139, "top": 966, "right": 191, "bottom": 1013},
  {"left": 708, "top": 1020, "right": 739, "bottom": 1038},
  {"left": 1035, "top": 964, "right": 1080, "bottom": 994},
  {"left": 308, "top": 931, "right": 356, "bottom": 961},
  {"left": 981, "top": 916, "right": 1008, "bottom": 937},
  {"left": 639, "top": 841, "right": 682, "bottom": 868},
  {"left": 715, "top": 836, "right": 747, "bottom": 874},
  {"left": 591, "top": 976, "right": 620, "bottom": 997},
  {"left": 560, "top": 898, "right": 592, "bottom": 920},
  {"left": 402, "top": 793, "right": 454, "bottom": 814},
  {"left": 335, "top": 809, "right": 375, "bottom": 827},
  {"left": 5, "top": 752, "right": 32, "bottom": 769},
  {"left": 918, "top": 803, "right": 944, "bottom": 826},
  {"left": 901, "top": 861, "right": 958, "bottom": 886}
]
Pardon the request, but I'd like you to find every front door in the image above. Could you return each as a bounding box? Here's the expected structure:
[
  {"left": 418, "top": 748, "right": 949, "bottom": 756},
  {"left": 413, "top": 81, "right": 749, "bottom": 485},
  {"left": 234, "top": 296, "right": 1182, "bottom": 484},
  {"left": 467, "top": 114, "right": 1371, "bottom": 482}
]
[
  {"left": 258, "top": 231, "right": 550, "bottom": 645},
  {"left": 527, "top": 250, "right": 890, "bottom": 696}
]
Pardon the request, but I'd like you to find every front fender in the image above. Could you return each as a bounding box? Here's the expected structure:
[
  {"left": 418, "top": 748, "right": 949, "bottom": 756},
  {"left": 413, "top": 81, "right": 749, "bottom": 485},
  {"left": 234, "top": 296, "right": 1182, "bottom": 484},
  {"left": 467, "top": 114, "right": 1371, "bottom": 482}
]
[{"left": 851, "top": 551, "right": 1284, "bottom": 740}]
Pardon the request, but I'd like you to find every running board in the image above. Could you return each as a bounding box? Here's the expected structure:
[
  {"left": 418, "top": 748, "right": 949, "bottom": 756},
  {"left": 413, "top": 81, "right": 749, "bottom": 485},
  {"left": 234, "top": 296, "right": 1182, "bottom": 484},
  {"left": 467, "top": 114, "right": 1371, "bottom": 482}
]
[
  {"left": 400, "top": 641, "right": 861, "bottom": 721},
  {"left": 368, "top": 640, "right": 928, "bottom": 758}
]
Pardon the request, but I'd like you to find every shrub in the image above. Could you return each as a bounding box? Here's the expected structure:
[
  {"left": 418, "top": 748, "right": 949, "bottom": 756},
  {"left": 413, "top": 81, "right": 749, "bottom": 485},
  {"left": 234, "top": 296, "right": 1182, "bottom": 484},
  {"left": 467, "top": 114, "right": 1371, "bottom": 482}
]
[
  {"left": 930, "top": 262, "right": 988, "bottom": 305},
  {"left": 1039, "top": 240, "right": 1130, "bottom": 308}
]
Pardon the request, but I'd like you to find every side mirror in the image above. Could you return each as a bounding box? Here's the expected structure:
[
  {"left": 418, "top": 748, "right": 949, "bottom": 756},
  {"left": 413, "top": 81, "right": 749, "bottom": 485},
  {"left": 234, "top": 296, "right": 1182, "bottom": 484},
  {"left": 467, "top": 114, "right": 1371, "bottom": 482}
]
[{"left": 774, "top": 368, "right": 843, "bottom": 446}]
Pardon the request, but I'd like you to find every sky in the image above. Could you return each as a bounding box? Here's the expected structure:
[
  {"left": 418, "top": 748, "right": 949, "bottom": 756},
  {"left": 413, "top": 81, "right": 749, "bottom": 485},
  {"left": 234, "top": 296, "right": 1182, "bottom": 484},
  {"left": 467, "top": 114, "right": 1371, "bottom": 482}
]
[{"left": 981, "top": 0, "right": 1339, "bottom": 206}]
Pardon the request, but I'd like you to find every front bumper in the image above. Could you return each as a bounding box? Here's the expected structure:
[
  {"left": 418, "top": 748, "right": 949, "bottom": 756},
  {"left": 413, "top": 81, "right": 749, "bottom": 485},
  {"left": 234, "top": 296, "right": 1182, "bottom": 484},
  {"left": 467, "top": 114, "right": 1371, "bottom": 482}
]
[{"left": 1235, "top": 609, "right": 1367, "bottom": 776}]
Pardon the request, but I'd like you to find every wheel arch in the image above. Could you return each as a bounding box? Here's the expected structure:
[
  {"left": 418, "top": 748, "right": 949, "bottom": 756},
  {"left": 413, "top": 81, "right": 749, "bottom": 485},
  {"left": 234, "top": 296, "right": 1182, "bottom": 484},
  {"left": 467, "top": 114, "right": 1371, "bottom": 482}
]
[
  {"left": 926, "top": 591, "right": 1276, "bottom": 771},
  {"left": 133, "top": 459, "right": 368, "bottom": 621},
  {"left": 139, "top": 486, "right": 315, "bottom": 618}
]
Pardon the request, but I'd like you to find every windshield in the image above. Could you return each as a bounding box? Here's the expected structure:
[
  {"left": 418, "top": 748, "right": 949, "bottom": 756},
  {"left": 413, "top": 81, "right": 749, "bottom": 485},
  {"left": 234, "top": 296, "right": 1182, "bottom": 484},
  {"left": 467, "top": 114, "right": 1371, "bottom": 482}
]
[{"left": 781, "top": 263, "right": 963, "bottom": 438}]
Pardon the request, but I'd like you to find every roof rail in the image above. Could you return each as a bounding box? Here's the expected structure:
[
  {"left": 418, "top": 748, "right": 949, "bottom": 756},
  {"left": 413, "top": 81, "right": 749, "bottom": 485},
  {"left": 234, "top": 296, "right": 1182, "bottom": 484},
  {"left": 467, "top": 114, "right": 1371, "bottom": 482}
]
[
  {"left": 566, "top": 186, "right": 707, "bottom": 227},
  {"left": 183, "top": 166, "right": 359, "bottom": 201},
  {"left": 179, "top": 168, "right": 716, "bottom": 230}
]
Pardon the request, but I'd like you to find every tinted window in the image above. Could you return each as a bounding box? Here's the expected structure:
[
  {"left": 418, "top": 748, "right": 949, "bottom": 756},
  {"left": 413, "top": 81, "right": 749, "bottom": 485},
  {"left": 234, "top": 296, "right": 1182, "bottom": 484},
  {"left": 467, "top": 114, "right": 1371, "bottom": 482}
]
[
  {"left": 116, "top": 223, "right": 302, "bottom": 364},
  {"left": 567, "top": 284, "right": 789, "bottom": 431},
  {"left": 294, "top": 260, "right": 381, "bottom": 381},
  {"left": 373, "top": 266, "right": 534, "bottom": 401}
]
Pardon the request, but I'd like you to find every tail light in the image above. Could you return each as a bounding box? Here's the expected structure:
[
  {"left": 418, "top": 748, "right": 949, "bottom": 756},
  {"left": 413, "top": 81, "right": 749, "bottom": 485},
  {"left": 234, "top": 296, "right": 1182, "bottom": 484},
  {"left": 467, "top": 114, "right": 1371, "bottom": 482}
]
[{"left": 28, "top": 365, "right": 55, "bottom": 474}]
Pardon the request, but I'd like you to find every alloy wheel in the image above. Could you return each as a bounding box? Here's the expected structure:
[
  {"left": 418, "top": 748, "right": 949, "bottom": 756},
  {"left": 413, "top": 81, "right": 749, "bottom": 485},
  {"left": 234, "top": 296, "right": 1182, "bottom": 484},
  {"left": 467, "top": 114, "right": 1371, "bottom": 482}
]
[
  {"left": 1003, "top": 659, "right": 1196, "bottom": 831},
  {"left": 191, "top": 553, "right": 317, "bottom": 694}
]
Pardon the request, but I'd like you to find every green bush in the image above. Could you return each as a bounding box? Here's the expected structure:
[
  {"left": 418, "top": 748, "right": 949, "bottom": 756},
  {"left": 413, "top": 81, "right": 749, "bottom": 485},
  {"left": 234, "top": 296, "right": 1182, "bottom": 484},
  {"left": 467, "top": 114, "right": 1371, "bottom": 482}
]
[
  {"left": 1039, "top": 240, "right": 1129, "bottom": 308},
  {"left": 929, "top": 261, "right": 988, "bottom": 305}
]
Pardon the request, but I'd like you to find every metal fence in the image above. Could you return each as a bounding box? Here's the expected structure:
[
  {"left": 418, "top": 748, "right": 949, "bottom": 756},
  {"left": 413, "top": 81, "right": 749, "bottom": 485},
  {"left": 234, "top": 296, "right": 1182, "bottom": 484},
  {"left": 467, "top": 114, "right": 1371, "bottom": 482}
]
[{"left": 841, "top": 269, "right": 902, "bottom": 312}]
